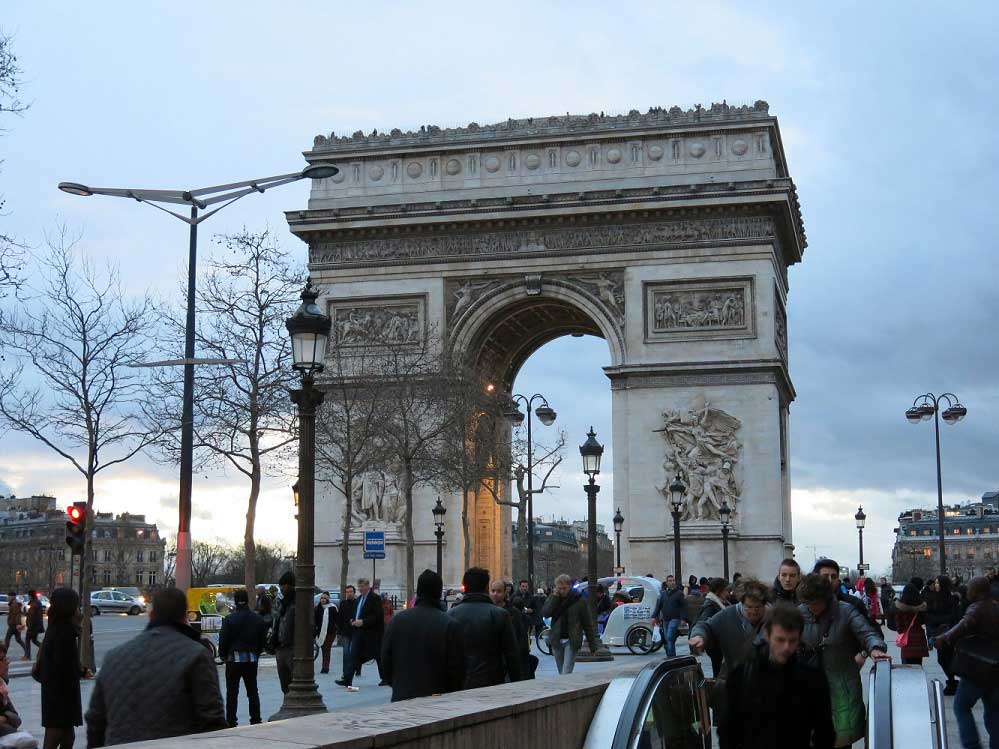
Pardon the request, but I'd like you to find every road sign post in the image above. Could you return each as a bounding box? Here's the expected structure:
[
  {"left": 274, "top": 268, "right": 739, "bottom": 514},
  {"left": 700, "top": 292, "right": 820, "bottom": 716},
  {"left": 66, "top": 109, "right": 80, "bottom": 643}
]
[{"left": 363, "top": 531, "right": 386, "bottom": 584}]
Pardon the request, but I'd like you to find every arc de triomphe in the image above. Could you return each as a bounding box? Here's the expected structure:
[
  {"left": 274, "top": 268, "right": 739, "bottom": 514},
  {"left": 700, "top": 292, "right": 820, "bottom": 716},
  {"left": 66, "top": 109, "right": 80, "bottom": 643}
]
[{"left": 288, "top": 101, "right": 806, "bottom": 593}]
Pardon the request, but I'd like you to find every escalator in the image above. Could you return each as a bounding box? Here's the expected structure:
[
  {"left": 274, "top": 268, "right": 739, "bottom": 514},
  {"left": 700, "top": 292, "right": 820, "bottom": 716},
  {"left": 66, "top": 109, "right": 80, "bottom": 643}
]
[{"left": 584, "top": 656, "right": 949, "bottom": 748}]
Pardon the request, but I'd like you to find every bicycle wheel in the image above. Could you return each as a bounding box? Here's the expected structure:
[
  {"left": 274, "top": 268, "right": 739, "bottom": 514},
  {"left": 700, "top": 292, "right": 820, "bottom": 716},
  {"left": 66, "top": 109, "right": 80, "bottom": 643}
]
[
  {"left": 626, "top": 625, "right": 655, "bottom": 655},
  {"left": 535, "top": 628, "right": 552, "bottom": 656},
  {"left": 313, "top": 640, "right": 320, "bottom": 661}
]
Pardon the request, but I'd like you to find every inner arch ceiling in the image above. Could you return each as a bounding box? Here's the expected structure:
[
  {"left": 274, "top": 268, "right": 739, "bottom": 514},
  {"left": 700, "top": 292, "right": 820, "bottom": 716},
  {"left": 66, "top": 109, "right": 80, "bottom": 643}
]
[{"left": 468, "top": 297, "right": 606, "bottom": 391}]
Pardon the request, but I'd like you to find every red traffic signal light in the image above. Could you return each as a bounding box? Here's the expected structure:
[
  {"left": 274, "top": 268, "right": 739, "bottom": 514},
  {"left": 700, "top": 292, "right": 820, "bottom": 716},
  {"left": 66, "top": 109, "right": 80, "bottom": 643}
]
[
  {"left": 66, "top": 502, "right": 86, "bottom": 554},
  {"left": 67, "top": 505, "right": 83, "bottom": 523}
]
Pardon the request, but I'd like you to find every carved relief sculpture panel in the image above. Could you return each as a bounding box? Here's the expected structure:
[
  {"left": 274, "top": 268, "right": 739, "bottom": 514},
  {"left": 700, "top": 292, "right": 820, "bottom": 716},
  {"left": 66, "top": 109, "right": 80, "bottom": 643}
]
[
  {"left": 644, "top": 277, "right": 755, "bottom": 342},
  {"left": 329, "top": 295, "right": 425, "bottom": 346},
  {"left": 774, "top": 286, "right": 788, "bottom": 363},
  {"left": 655, "top": 394, "right": 742, "bottom": 522}
]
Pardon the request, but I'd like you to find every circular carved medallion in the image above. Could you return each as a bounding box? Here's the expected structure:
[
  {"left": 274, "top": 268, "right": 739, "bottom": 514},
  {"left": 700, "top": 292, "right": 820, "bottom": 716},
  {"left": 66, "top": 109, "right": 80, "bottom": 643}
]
[
  {"left": 525, "top": 153, "right": 541, "bottom": 170},
  {"left": 731, "top": 139, "right": 749, "bottom": 156},
  {"left": 606, "top": 148, "right": 622, "bottom": 164},
  {"left": 565, "top": 150, "right": 582, "bottom": 167},
  {"left": 445, "top": 158, "right": 462, "bottom": 175},
  {"left": 406, "top": 161, "right": 423, "bottom": 178},
  {"left": 330, "top": 170, "right": 346, "bottom": 183},
  {"left": 648, "top": 144, "right": 664, "bottom": 161},
  {"left": 368, "top": 165, "right": 384, "bottom": 181},
  {"left": 484, "top": 155, "right": 501, "bottom": 173},
  {"left": 688, "top": 141, "right": 706, "bottom": 158}
]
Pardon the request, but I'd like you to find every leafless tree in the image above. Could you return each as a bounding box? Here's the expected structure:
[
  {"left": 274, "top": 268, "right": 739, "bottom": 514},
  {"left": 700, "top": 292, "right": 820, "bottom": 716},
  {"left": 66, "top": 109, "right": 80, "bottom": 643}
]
[
  {"left": 163, "top": 543, "right": 177, "bottom": 587},
  {"left": 373, "top": 329, "right": 457, "bottom": 600},
  {"left": 315, "top": 331, "right": 392, "bottom": 596},
  {"left": 0, "top": 228, "right": 159, "bottom": 669},
  {"left": 0, "top": 29, "right": 29, "bottom": 301},
  {"left": 111, "top": 546, "right": 131, "bottom": 587},
  {"left": 426, "top": 355, "right": 511, "bottom": 570},
  {"left": 147, "top": 230, "right": 300, "bottom": 592},
  {"left": 190, "top": 540, "right": 233, "bottom": 587}
]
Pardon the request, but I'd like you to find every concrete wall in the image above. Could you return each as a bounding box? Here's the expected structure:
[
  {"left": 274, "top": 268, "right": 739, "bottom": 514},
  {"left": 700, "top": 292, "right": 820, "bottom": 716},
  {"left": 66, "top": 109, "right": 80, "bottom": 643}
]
[{"left": 124, "top": 662, "right": 646, "bottom": 749}]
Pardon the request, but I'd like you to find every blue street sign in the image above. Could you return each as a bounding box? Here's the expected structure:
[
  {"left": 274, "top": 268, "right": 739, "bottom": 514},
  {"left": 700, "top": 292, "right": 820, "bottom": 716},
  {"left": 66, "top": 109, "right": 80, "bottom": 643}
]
[{"left": 363, "top": 530, "right": 386, "bottom": 560}]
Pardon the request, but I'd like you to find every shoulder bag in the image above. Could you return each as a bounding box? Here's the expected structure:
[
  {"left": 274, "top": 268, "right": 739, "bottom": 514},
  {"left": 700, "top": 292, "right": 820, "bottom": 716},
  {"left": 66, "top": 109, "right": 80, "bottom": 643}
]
[{"left": 895, "top": 614, "right": 917, "bottom": 648}]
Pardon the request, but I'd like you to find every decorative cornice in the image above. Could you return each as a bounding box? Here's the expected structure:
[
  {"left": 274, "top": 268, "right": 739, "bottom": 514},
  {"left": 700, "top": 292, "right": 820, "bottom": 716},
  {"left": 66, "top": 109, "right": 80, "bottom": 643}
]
[
  {"left": 309, "top": 215, "right": 780, "bottom": 268},
  {"left": 308, "top": 101, "right": 773, "bottom": 154}
]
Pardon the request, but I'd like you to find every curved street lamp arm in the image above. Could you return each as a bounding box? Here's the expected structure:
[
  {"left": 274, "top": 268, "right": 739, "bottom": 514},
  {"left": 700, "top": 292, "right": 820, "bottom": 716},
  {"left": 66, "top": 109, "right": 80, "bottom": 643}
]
[
  {"left": 187, "top": 170, "right": 304, "bottom": 198},
  {"left": 196, "top": 174, "right": 305, "bottom": 206}
]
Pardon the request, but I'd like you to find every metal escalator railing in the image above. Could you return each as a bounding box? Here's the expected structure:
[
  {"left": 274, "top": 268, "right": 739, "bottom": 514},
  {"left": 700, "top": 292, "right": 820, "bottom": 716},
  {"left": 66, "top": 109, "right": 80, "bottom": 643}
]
[
  {"left": 868, "top": 660, "right": 944, "bottom": 749},
  {"left": 869, "top": 660, "right": 893, "bottom": 749},
  {"left": 930, "top": 678, "right": 948, "bottom": 749}
]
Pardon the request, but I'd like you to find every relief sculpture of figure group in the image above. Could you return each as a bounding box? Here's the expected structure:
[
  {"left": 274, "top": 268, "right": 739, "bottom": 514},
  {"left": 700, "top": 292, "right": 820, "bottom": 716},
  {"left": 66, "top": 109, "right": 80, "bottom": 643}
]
[
  {"left": 653, "top": 290, "right": 744, "bottom": 331},
  {"left": 350, "top": 468, "right": 408, "bottom": 525},
  {"left": 656, "top": 394, "right": 742, "bottom": 521}
]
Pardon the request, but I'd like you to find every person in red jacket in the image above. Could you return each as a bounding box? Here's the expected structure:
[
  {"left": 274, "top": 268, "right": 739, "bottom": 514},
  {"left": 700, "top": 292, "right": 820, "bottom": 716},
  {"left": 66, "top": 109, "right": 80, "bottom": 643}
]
[{"left": 893, "top": 583, "right": 929, "bottom": 665}]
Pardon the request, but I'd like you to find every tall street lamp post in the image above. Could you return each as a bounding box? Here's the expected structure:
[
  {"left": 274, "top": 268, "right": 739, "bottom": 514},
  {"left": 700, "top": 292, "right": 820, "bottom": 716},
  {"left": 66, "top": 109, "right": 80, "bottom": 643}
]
[
  {"left": 272, "top": 279, "right": 331, "bottom": 720},
  {"left": 719, "top": 499, "right": 732, "bottom": 580},
  {"left": 433, "top": 497, "right": 447, "bottom": 576},
  {"left": 578, "top": 427, "right": 613, "bottom": 662},
  {"left": 58, "top": 162, "right": 339, "bottom": 592},
  {"left": 504, "top": 393, "right": 556, "bottom": 589},
  {"left": 855, "top": 506, "right": 866, "bottom": 577},
  {"left": 905, "top": 392, "right": 968, "bottom": 575},
  {"left": 613, "top": 508, "right": 624, "bottom": 574},
  {"left": 668, "top": 473, "right": 686, "bottom": 584}
]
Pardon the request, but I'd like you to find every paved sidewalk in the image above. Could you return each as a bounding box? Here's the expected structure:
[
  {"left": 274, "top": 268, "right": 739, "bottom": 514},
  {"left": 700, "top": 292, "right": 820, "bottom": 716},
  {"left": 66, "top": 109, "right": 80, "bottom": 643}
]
[{"left": 7, "top": 633, "right": 989, "bottom": 746}]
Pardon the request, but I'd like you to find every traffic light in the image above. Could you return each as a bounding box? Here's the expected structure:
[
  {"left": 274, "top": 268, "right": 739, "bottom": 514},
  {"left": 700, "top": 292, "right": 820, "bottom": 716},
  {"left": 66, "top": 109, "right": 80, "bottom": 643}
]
[{"left": 65, "top": 502, "right": 86, "bottom": 554}]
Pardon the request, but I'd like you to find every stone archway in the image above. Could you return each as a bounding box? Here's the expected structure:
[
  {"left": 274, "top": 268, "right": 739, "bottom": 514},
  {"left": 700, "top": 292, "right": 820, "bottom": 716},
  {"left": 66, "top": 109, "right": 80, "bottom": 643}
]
[{"left": 293, "top": 101, "right": 805, "bottom": 594}]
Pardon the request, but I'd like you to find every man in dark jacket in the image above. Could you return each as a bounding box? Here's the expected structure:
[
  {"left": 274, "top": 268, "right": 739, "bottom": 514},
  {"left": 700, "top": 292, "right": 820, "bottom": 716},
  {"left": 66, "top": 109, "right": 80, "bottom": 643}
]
[
  {"left": 3, "top": 592, "right": 25, "bottom": 659},
  {"left": 270, "top": 571, "right": 296, "bottom": 694},
  {"left": 813, "top": 557, "right": 883, "bottom": 666},
  {"left": 85, "top": 588, "right": 226, "bottom": 746},
  {"left": 381, "top": 569, "right": 464, "bottom": 701},
  {"left": 336, "top": 577, "right": 383, "bottom": 691},
  {"left": 218, "top": 588, "right": 268, "bottom": 727},
  {"left": 24, "top": 592, "right": 43, "bottom": 660},
  {"left": 934, "top": 576, "right": 999, "bottom": 748},
  {"left": 721, "top": 604, "right": 834, "bottom": 748},
  {"left": 491, "top": 579, "right": 534, "bottom": 678},
  {"left": 448, "top": 567, "right": 523, "bottom": 688},
  {"left": 772, "top": 558, "right": 800, "bottom": 603},
  {"left": 651, "top": 575, "right": 686, "bottom": 657},
  {"left": 510, "top": 579, "right": 536, "bottom": 639},
  {"left": 336, "top": 585, "right": 358, "bottom": 680}
]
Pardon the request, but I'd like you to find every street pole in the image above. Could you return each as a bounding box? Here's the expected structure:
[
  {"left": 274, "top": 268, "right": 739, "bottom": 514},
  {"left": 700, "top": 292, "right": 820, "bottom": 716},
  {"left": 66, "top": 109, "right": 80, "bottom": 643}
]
[
  {"left": 175, "top": 205, "right": 198, "bottom": 593},
  {"left": 932, "top": 406, "right": 946, "bottom": 577},
  {"left": 672, "top": 508, "right": 682, "bottom": 586},
  {"left": 576, "top": 476, "right": 613, "bottom": 662},
  {"left": 526, "top": 404, "right": 534, "bottom": 589},
  {"left": 615, "top": 528, "right": 622, "bottom": 571},
  {"left": 858, "top": 527, "right": 864, "bottom": 571},
  {"left": 721, "top": 525, "right": 730, "bottom": 580},
  {"left": 272, "top": 375, "right": 326, "bottom": 719}
]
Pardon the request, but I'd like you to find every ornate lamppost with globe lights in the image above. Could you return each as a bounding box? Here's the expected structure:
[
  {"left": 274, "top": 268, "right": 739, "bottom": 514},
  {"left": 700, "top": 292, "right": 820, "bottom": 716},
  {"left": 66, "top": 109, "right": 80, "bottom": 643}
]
[
  {"left": 719, "top": 499, "right": 732, "bottom": 579},
  {"left": 612, "top": 508, "right": 625, "bottom": 574},
  {"left": 503, "top": 393, "right": 557, "bottom": 588},
  {"left": 905, "top": 393, "right": 968, "bottom": 575},
  {"left": 577, "top": 427, "right": 613, "bottom": 662},
  {"left": 855, "top": 506, "right": 867, "bottom": 577},
  {"left": 433, "top": 497, "right": 447, "bottom": 576},
  {"left": 271, "top": 279, "right": 330, "bottom": 720},
  {"left": 668, "top": 473, "right": 686, "bottom": 584}
]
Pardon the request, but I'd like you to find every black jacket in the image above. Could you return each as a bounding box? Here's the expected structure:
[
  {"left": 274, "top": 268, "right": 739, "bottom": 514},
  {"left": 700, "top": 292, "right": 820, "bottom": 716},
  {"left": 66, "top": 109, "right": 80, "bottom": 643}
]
[
  {"left": 270, "top": 593, "right": 295, "bottom": 650},
  {"left": 349, "top": 591, "right": 384, "bottom": 663},
  {"left": 448, "top": 592, "right": 523, "bottom": 688},
  {"left": 721, "top": 640, "right": 834, "bottom": 749},
  {"left": 39, "top": 621, "right": 81, "bottom": 728},
  {"left": 772, "top": 577, "right": 797, "bottom": 604},
  {"left": 26, "top": 600, "right": 44, "bottom": 635},
  {"left": 218, "top": 606, "right": 268, "bottom": 660},
  {"left": 381, "top": 599, "right": 465, "bottom": 701},
  {"left": 652, "top": 586, "right": 686, "bottom": 622},
  {"left": 336, "top": 597, "right": 357, "bottom": 638}
]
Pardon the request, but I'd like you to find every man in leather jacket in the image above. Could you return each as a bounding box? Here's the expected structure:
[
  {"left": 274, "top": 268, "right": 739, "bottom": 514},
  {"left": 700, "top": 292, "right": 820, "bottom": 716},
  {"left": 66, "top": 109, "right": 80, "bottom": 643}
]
[{"left": 448, "top": 567, "right": 523, "bottom": 688}]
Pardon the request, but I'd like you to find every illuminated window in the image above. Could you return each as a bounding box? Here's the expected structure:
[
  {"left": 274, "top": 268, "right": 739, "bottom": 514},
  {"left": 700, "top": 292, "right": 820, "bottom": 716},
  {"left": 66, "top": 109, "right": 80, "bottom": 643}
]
[
  {"left": 953, "top": 528, "right": 961, "bottom": 535},
  {"left": 910, "top": 530, "right": 917, "bottom": 536},
  {"left": 923, "top": 530, "right": 931, "bottom": 536},
  {"left": 967, "top": 528, "right": 974, "bottom": 535}
]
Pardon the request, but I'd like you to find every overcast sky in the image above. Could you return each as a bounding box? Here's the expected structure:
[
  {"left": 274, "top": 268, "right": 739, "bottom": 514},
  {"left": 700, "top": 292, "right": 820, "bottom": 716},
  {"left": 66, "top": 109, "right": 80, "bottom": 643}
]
[{"left": 1, "top": 2, "right": 996, "bottom": 576}]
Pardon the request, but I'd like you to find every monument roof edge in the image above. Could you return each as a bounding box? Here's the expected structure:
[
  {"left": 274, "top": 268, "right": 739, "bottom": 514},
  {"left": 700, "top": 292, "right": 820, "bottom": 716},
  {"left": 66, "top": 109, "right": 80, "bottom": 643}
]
[{"left": 306, "top": 101, "right": 775, "bottom": 155}]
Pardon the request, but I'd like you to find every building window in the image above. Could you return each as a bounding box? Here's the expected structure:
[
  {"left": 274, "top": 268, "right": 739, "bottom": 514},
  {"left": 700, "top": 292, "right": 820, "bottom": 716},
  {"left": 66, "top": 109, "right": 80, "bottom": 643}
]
[
  {"left": 967, "top": 528, "right": 975, "bottom": 535},
  {"left": 135, "top": 571, "right": 144, "bottom": 585},
  {"left": 909, "top": 530, "right": 917, "bottom": 536},
  {"left": 148, "top": 571, "right": 157, "bottom": 586},
  {"left": 149, "top": 550, "right": 157, "bottom": 563},
  {"left": 136, "top": 550, "right": 144, "bottom": 563},
  {"left": 923, "top": 530, "right": 931, "bottom": 536},
  {"left": 985, "top": 527, "right": 992, "bottom": 534},
  {"left": 102, "top": 569, "right": 111, "bottom": 585},
  {"left": 953, "top": 528, "right": 961, "bottom": 535},
  {"left": 968, "top": 548, "right": 976, "bottom": 559}
]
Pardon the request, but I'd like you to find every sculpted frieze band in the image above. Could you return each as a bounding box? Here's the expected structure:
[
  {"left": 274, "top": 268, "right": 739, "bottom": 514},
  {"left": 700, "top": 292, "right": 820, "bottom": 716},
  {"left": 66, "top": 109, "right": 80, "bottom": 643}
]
[
  {"left": 331, "top": 300, "right": 423, "bottom": 346},
  {"left": 311, "top": 216, "right": 776, "bottom": 266}
]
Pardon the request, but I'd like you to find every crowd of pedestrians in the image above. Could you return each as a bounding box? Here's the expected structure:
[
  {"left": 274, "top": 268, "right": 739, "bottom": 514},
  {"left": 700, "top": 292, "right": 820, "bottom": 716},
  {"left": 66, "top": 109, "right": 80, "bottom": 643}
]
[{"left": 5, "top": 560, "right": 999, "bottom": 748}]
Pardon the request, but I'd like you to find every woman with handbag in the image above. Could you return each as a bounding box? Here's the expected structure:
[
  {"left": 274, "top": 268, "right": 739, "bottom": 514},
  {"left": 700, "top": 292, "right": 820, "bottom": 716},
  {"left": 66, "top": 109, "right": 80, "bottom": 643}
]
[
  {"left": 935, "top": 576, "right": 999, "bottom": 749},
  {"left": 893, "top": 583, "right": 929, "bottom": 665}
]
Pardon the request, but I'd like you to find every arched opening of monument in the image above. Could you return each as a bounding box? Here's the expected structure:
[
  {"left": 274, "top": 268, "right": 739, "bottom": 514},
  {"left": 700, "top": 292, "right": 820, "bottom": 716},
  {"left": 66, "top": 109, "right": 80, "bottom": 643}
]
[{"left": 460, "top": 295, "right": 614, "bottom": 584}]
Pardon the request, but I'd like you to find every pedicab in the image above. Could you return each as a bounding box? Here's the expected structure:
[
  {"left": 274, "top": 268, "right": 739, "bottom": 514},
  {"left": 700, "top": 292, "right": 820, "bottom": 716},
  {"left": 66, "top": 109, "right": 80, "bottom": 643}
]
[
  {"left": 186, "top": 585, "right": 240, "bottom": 664},
  {"left": 535, "top": 576, "right": 664, "bottom": 655}
]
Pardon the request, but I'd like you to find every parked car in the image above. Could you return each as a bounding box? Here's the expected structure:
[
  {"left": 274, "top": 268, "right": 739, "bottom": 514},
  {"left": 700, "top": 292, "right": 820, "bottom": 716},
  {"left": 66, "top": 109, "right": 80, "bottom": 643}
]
[
  {"left": 0, "top": 593, "right": 9, "bottom": 615},
  {"left": 90, "top": 589, "right": 146, "bottom": 615},
  {"left": 100, "top": 586, "right": 147, "bottom": 607}
]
